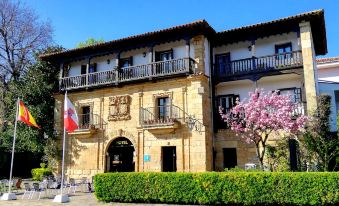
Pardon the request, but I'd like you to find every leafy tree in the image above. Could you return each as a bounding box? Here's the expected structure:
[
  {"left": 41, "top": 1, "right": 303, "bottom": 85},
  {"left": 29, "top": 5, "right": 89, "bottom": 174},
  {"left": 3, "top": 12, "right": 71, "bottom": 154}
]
[
  {"left": 303, "top": 95, "right": 339, "bottom": 171},
  {"left": 0, "top": 46, "right": 62, "bottom": 163},
  {"left": 220, "top": 89, "right": 308, "bottom": 168},
  {"left": 0, "top": 0, "right": 52, "bottom": 132},
  {"left": 76, "top": 37, "right": 104, "bottom": 48}
]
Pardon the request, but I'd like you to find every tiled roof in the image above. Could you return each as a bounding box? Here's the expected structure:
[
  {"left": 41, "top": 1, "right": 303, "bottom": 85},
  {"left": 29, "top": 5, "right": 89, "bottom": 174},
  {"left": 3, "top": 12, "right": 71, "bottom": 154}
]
[
  {"left": 40, "top": 20, "right": 215, "bottom": 61},
  {"left": 214, "top": 9, "right": 327, "bottom": 55},
  {"left": 40, "top": 9, "right": 327, "bottom": 61},
  {"left": 316, "top": 56, "right": 339, "bottom": 64}
]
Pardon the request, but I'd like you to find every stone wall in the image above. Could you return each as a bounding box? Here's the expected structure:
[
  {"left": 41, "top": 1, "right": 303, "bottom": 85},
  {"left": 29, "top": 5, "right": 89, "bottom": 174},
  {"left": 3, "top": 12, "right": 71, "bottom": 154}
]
[{"left": 54, "top": 74, "right": 212, "bottom": 179}]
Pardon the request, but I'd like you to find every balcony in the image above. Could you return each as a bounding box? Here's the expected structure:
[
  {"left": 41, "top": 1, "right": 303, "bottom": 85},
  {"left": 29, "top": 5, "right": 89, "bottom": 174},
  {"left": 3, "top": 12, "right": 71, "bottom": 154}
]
[
  {"left": 60, "top": 58, "right": 194, "bottom": 91},
  {"left": 140, "top": 105, "right": 181, "bottom": 133},
  {"left": 68, "top": 113, "right": 103, "bottom": 136},
  {"left": 216, "top": 51, "right": 303, "bottom": 82}
]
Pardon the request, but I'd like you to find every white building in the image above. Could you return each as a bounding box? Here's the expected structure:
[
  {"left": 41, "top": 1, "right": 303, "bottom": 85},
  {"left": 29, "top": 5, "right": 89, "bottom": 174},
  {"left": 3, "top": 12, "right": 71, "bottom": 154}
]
[{"left": 317, "top": 57, "right": 339, "bottom": 132}]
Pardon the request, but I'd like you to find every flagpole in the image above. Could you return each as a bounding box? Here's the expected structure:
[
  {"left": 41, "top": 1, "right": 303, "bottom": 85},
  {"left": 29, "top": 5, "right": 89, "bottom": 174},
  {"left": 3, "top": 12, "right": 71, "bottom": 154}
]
[
  {"left": 9, "top": 97, "right": 19, "bottom": 193},
  {"left": 1, "top": 98, "right": 19, "bottom": 201},
  {"left": 53, "top": 91, "right": 69, "bottom": 203}
]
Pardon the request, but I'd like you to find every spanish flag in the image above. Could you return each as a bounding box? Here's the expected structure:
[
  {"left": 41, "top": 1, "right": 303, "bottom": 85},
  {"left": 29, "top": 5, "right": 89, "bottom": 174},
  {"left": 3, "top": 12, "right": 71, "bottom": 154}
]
[{"left": 18, "top": 100, "right": 39, "bottom": 128}]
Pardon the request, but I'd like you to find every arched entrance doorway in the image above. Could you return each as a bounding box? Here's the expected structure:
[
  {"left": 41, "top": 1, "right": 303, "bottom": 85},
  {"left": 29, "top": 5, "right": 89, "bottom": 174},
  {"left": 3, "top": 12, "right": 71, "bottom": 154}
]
[{"left": 106, "top": 137, "right": 135, "bottom": 172}]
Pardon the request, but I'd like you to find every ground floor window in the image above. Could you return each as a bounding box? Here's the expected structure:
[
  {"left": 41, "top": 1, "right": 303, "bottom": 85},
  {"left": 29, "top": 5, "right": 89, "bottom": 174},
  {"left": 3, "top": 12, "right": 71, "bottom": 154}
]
[{"left": 223, "top": 148, "right": 237, "bottom": 169}]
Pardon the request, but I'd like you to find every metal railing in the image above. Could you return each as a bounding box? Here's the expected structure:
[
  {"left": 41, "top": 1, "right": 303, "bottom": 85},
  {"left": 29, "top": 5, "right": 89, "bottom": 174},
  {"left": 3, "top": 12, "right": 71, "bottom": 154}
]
[
  {"left": 140, "top": 105, "right": 181, "bottom": 127},
  {"left": 216, "top": 51, "right": 303, "bottom": 77},
  {"left": 77, "top": 113, "right": 102, "bottom": 130},
  {"left": 60, "top": 58, "right": 194, "bottom": 90}
]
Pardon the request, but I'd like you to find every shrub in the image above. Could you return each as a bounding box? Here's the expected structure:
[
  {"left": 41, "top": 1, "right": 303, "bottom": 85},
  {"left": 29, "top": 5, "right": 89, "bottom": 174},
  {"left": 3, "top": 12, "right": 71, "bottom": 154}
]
[
  {"left": 94, "top": 172, "right": 339, "bottom": 205},
  {"left": 31, "top": 163, "right": 52, "bottom": 181}
]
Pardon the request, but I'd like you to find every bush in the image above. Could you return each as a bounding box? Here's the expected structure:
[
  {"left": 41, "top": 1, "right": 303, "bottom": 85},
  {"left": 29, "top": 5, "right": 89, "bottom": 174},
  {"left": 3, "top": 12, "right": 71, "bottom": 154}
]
[
  {"left": 94, "top": 172, "right": 339, "bottom": 205},
  {"left": 31, "top": 163, "right": 52, "bottom": 181}
]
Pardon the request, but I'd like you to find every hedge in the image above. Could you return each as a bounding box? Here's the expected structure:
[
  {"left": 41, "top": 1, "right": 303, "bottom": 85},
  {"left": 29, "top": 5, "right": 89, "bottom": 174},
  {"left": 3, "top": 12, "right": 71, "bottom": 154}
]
[{"left": 94, "top": 172, "right": 339, "bottom": 205}]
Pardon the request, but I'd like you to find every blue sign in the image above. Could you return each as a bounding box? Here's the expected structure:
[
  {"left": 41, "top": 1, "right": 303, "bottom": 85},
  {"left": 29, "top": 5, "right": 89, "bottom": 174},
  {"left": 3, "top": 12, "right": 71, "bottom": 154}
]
[{"left": 144, "top": 154, "right": 151, "bottom": 162}]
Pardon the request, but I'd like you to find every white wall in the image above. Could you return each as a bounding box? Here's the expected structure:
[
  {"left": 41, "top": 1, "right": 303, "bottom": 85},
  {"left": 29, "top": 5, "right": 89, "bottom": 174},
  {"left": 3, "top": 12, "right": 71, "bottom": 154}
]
[
  {"left": 319, "top": 83, "right": 338, "bottom": 132},
  {"left": 216, "top": 74, "right": 303, "bottom": 101},
  {"left": 66, "top": 39, "right": 195, "bottom": 77},
  {"left": 213, "top": 32, "right": 300, "bottom": 61},
  {"left": 318, "top": 63, "right": 339, "bottom": 131}
]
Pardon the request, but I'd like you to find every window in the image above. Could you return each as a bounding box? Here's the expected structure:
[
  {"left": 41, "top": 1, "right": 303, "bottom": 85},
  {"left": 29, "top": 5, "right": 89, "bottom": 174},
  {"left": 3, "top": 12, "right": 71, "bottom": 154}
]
[
  {"left": 275, "top": 43, "right": 292, "bottom": 61},
  {"left": 81, "top": 106, "right": 91, "bottom": 129},
  {"left": 277, "top": 88, "right": 301, "bottom": 103},
  {"left": 216, "top": 94, "right": 239, "bottom": 129},
  {"left": 215, "top": 53, "right": 231, "bottom": 77},
  {"left": 157, "top": 97, "right": 170, "bottom": 121},
  {"left": 275, "top": 42, "right": 292, "bottom": 54},
  {"left": 81, "top": 63, "right": 97, "bottom": 74},
  {"left": 120, "top": 57, "right": 133, "bottom": 68},
  {"left": 156, "top": 50, "right": 173, "bottom": 62}
]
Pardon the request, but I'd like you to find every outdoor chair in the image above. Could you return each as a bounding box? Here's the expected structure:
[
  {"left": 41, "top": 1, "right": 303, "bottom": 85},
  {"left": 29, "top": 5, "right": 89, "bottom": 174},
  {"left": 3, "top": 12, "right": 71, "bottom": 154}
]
[
  {"left": 80, "top": 177, "right": 88, "bottom": 192},
  {"left": 22, "top": 183, "right": 33, "bottom": 199},
  {"left": 68, "top": 178, "right": 79, "bottom": 194},
  {"left": 30, "top": 182, "right": 45, "bottom": 200},
  {"left": 47, "top": 179, "right": 59, "bottom": 195}
]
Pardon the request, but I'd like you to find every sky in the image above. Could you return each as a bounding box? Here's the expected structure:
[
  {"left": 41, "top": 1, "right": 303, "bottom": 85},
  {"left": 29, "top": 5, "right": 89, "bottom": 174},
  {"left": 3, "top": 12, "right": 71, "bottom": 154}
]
[{"left": 23, "top": 0, "right": 339, "bottom": 57}]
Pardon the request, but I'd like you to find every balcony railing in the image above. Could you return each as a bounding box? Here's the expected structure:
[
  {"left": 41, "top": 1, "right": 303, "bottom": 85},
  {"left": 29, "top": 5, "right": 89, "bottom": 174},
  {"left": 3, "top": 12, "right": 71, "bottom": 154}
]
[
  {"left": 140, "top": 105, "right": 181, "bottom": 127},
  {"left": 60, "top": 58, "right": 194, "bottom": 90},
  {"left": 216, "top": 51, "right": 303, "bottom": 78},
  {"left": 77, "top": 113, "right": 102, "bottom": 130}
]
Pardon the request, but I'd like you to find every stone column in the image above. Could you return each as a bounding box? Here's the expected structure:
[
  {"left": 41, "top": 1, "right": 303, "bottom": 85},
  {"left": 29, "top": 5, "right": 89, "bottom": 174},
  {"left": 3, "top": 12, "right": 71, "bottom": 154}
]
[
  {"left": 193, "top": 35, "right": 205, "bottom": 74},
  {"left": 299, "top": 21, "right": 318, "bottom": 113}
]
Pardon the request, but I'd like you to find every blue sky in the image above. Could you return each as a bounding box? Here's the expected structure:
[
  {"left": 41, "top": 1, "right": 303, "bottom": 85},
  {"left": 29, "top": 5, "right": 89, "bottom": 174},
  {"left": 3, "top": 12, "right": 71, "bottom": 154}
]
[{"left": 23, "top": 0, "right": 339, "bottom": 57}]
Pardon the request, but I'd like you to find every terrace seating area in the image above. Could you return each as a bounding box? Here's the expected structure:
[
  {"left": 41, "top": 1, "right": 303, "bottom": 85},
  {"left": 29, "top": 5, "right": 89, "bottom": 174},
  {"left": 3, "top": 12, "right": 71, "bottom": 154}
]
[{"left": 0, "top": 176, "right": 93, "bottom": 201}]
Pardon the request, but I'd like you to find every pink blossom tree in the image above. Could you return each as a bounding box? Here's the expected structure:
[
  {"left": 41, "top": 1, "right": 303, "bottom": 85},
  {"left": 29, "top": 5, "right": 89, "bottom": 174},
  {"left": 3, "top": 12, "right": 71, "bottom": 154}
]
[{"left": 220, "top": 89, "right": 308, "bottom": 168}]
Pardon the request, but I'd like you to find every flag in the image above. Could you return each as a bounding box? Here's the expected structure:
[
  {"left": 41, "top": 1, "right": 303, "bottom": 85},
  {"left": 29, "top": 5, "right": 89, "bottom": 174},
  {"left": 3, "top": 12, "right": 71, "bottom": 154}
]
[
  {"left": 18, "top": 100, "right": 39, "bottom": 128},
  {"left": 64, "top": 94, "right": 79, "bottom": 132}
]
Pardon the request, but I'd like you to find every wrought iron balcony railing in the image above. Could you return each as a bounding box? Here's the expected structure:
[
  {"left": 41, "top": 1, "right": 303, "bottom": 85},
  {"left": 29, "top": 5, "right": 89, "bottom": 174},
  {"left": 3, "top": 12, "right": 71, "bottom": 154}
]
[
  {"left": 140, "top": 104, "right": 204, "bottom": 133},
  {"left": 60, "top": 58, "right": 194, "bottom": 90},
  {"left": 140, "top": 105, "right": 181, "bottom": 127},
  {"left": 77, "top": 113, "right": 102, "bottom": 130},
  {"left": 216, "top": 51, "right": 303, "bottom": 78}
]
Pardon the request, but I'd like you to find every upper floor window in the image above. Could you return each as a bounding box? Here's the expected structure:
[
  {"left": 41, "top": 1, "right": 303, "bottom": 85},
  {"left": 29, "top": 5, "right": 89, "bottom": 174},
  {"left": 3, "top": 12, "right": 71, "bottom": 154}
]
[
  {"left": 120, "top": 57, "right": 133, "bottom": 68},
  {"left": 275, "top": 43, "right": 292, "bottom": 54},
  {"left": 155, "top": 50, "right": 173, "bottom": 62},
  {"left": 157, "top": 97, "right": 170, "bottom": 121},
  {"left": 80, "top": 106, "right": 91, "bottom": 129},
  {"left": 216, "top": 94, "right": 239, "bottom": 129},
  {"left": 215, "top": 53, "right": 231, "bottom": 77},
  {"left": 81, "top": 63, "right": 97, "bottom": 75},
  {"left": 277, "top": 88, "right": 301, "bottom": 103}
]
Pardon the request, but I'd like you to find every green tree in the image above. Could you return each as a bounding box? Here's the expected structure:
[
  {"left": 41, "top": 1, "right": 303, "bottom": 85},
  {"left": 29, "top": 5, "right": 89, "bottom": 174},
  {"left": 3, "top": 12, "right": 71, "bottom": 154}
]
[
  {"left": 76, "top": 37, "right": 104, "bottom": 48},
  {"left": 303, "top": 95, "right": 339, "bottom": 171},
  {"left": 0, "top": 46, "right": 63, "bottom": 165}
]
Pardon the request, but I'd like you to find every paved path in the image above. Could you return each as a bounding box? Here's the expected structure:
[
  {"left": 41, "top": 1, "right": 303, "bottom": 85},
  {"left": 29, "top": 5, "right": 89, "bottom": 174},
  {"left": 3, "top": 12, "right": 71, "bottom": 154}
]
[{"left": 0, "top": 192, "right": 194, "bottom": 206}]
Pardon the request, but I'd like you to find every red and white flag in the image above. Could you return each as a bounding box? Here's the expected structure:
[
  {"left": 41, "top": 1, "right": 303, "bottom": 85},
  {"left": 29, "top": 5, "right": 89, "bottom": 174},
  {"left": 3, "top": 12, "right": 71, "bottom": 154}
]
[{"left": 64, "top": 94, "right": 79, "bottom": 132}]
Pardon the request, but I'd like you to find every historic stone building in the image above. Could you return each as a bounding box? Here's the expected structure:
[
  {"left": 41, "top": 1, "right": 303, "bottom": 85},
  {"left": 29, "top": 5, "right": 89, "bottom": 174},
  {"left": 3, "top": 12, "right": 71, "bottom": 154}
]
[{"left": 40, "top": 9, "right": 327, "bottom": 178}]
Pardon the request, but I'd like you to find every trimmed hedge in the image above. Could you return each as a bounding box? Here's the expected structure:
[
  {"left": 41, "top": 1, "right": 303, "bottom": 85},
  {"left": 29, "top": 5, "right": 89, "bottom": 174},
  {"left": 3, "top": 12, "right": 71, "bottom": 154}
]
[{"left": 94, "top": 172, "right": 339, "bottom": 205}]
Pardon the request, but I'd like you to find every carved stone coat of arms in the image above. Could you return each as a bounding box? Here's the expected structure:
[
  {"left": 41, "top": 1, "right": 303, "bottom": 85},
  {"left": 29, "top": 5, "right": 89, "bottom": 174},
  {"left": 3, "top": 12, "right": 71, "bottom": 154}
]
[{"left": 108, "top": 95, "right": 131, "bottom": 121}]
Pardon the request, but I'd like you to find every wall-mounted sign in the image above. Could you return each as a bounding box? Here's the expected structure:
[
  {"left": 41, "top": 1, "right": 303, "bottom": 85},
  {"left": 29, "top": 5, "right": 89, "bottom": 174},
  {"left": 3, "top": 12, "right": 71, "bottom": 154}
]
[{"left": 144, "top": 154, "right": 151, "bottom": 162}]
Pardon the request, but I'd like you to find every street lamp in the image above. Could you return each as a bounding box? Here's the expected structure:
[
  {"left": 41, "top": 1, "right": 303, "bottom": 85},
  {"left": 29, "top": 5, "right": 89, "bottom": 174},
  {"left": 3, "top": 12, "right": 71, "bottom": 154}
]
[{"left": 186, "top": 115, "right": 196, "bottom": 131}]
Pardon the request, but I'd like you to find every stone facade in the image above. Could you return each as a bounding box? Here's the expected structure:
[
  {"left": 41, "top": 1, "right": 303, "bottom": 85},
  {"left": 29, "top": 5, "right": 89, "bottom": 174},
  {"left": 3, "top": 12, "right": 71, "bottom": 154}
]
[{"left": 50, "top": 15, "right": 324, "bottom": 177}]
